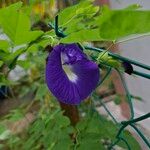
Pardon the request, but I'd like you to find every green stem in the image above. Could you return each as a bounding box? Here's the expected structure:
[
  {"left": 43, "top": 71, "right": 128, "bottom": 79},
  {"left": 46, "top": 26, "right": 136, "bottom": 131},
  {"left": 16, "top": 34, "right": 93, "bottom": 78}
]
[
  {"left": 59, "top": 102, "right": 79, "bottom": 126},
  {"left": 85, "top": 46, "right": 150, "bottom": 71},
  {"left": 98, "top": 67, "right": 112, "bottom": 86}
]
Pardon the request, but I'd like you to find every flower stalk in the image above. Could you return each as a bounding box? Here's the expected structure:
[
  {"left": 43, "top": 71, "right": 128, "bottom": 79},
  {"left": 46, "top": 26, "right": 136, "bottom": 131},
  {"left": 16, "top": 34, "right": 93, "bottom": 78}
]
[{"left": 59, "top": 102, "right": 79, "bottom": 126}]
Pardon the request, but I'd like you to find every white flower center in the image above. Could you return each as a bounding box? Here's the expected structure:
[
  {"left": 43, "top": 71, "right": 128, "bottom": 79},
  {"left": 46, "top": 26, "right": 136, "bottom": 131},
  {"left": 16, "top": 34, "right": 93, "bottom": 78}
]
[
  {"left": 61, "top": 53, "right": 78, "bottom": 83},
  {"left": 63, "top": 65, "right": 78, "bottom": 82}
]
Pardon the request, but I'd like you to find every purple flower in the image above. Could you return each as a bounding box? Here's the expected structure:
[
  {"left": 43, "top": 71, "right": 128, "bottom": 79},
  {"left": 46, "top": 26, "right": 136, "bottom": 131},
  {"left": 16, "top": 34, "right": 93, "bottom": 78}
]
[
  {"left": 45, "top": 44, "right": 100, "bottom": 105},
  {"left": 122, "top": 61, "right": 133, "bottom": 75}
]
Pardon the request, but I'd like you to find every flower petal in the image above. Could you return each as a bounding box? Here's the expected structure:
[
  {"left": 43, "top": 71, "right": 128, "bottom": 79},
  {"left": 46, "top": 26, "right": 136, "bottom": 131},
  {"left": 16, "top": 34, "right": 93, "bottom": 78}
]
[{"left": 45, "top": 44, "right": 100, "bottom": 105}]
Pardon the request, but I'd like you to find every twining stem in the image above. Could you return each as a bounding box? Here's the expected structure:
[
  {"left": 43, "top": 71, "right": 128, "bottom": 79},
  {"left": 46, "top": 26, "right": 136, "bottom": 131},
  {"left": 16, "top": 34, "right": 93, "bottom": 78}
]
[
  {"left": 116, "top": 33, "right": 150, "bottom": 44},
  {"left": 85, "top": 46, "right": 150, "bottom": 71},
  {"left": 59, "top": 101, "right": 79, "bottom": 126}
]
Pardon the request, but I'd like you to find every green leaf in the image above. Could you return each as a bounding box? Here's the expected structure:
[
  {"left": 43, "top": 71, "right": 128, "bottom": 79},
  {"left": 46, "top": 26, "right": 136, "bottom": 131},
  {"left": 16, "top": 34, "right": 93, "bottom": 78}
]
[
  {"left": 4, "top": 108, "right": 24, "bottom": 121},
  {"left": 60, "top": 29, "right": 102, "bottom": 43},
  {"left": 56, "top": 115, "right": 70, "bottom": 128},
  {"left": 63, "top": 18, "right": 84, "bottom": 34},
  {"left": 27, "top": 30, "right": 57, "bottom": 53},
  {"left": 58, "top": 0, "right": 97, "bottom": 26},
  {"left": 77, "top": 141, "right": 104, "bottom": 150},
  {"left": 58, "top": 0, "right": 99, "bottom": 38},
  {"left": 0, "top": 2, "right": 43, "bottom": 46},
  {"left": 52, "top": 139, "right": 72, "bottom": 150},
  {"left": 0, "top": 40, "right": 9, "bottom": 52},
  {"left": 107, "top": 58, "right": 121, "bottom": 68},
  {"left": 0, "top": 60, "right": 3, "bottom": 67},
  {"left": 4, "top": 48, "right": 25, "bottom": 69},
  {"left": 0, "top": 124, "right": 7, "bottom": 134},
  {"left": 23, "top": 110, "right": 73, "bottom": 150},
  {"left": 76, "top": 111, "right": 141, "bottom": 150},
  {"left": 0, "top": 74, "right": 12, "bottom": 86},
  {"left": 97, "top": 6, "right": 150, "bottom": 41},
  {"left": 35, "top": 84, "right": 48, "bottom": 100},
  {"left": 17, "top": 60, "right": 31, "bottom": 70},
  {"left": 0, "top": 130, "right": 11, "bottom": 140},
  {"left": 0, "top": 46, "right": 27, "bottom": 69},
  {"left": 97, "top": 51, "right": 109, "bottom": 62},
  {"left": 114, "top": 95, "right": 122, "bottom": 105},
  {"left": 97, "top": 51, "right": 121, "bottom": 68}
]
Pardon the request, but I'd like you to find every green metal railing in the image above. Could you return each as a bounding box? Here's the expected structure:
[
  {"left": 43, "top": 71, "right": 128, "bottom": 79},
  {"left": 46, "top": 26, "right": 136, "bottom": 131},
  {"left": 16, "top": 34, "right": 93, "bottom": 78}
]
[
  {"left": 53, "top": 15, "right": 150, "bottom": 150},
  {"left": 96, "top": 68, "right": 150, "bottom": 150}
]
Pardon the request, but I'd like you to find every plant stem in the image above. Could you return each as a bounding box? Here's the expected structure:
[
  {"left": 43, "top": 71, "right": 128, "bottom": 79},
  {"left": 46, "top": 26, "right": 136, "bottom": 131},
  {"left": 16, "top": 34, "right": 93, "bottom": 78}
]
[
  {"left": 59, "top": 102, "right": 79, "bottom": 126},
  {"left": 85, "top": 46, "right": 150, "bottom": 71}
]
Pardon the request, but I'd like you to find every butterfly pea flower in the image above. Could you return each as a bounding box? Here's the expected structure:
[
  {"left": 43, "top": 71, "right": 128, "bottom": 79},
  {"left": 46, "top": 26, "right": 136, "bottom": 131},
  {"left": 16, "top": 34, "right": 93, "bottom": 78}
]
[
  {"left": 122, "top": 61, "right": 133, "bottom": 75},
  {"left": 45, "top": 44, "right": 100, "bottom": 105}
]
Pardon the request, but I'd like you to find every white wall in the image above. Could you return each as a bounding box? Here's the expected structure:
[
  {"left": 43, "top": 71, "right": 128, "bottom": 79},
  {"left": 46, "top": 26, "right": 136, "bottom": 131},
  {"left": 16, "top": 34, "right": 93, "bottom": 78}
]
[{"left": 110, "top": 0, "right": 150, "bottom": 130}]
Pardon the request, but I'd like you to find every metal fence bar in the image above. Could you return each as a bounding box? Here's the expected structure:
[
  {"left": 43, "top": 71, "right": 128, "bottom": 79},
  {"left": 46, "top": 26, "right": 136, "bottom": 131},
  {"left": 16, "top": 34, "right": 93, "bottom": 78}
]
[
  {"left": 85, "top": 46, "right": 150, "bottom": 71},
  {"left": 130, "top": 124, "right": 150, "bottom": 148}
]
